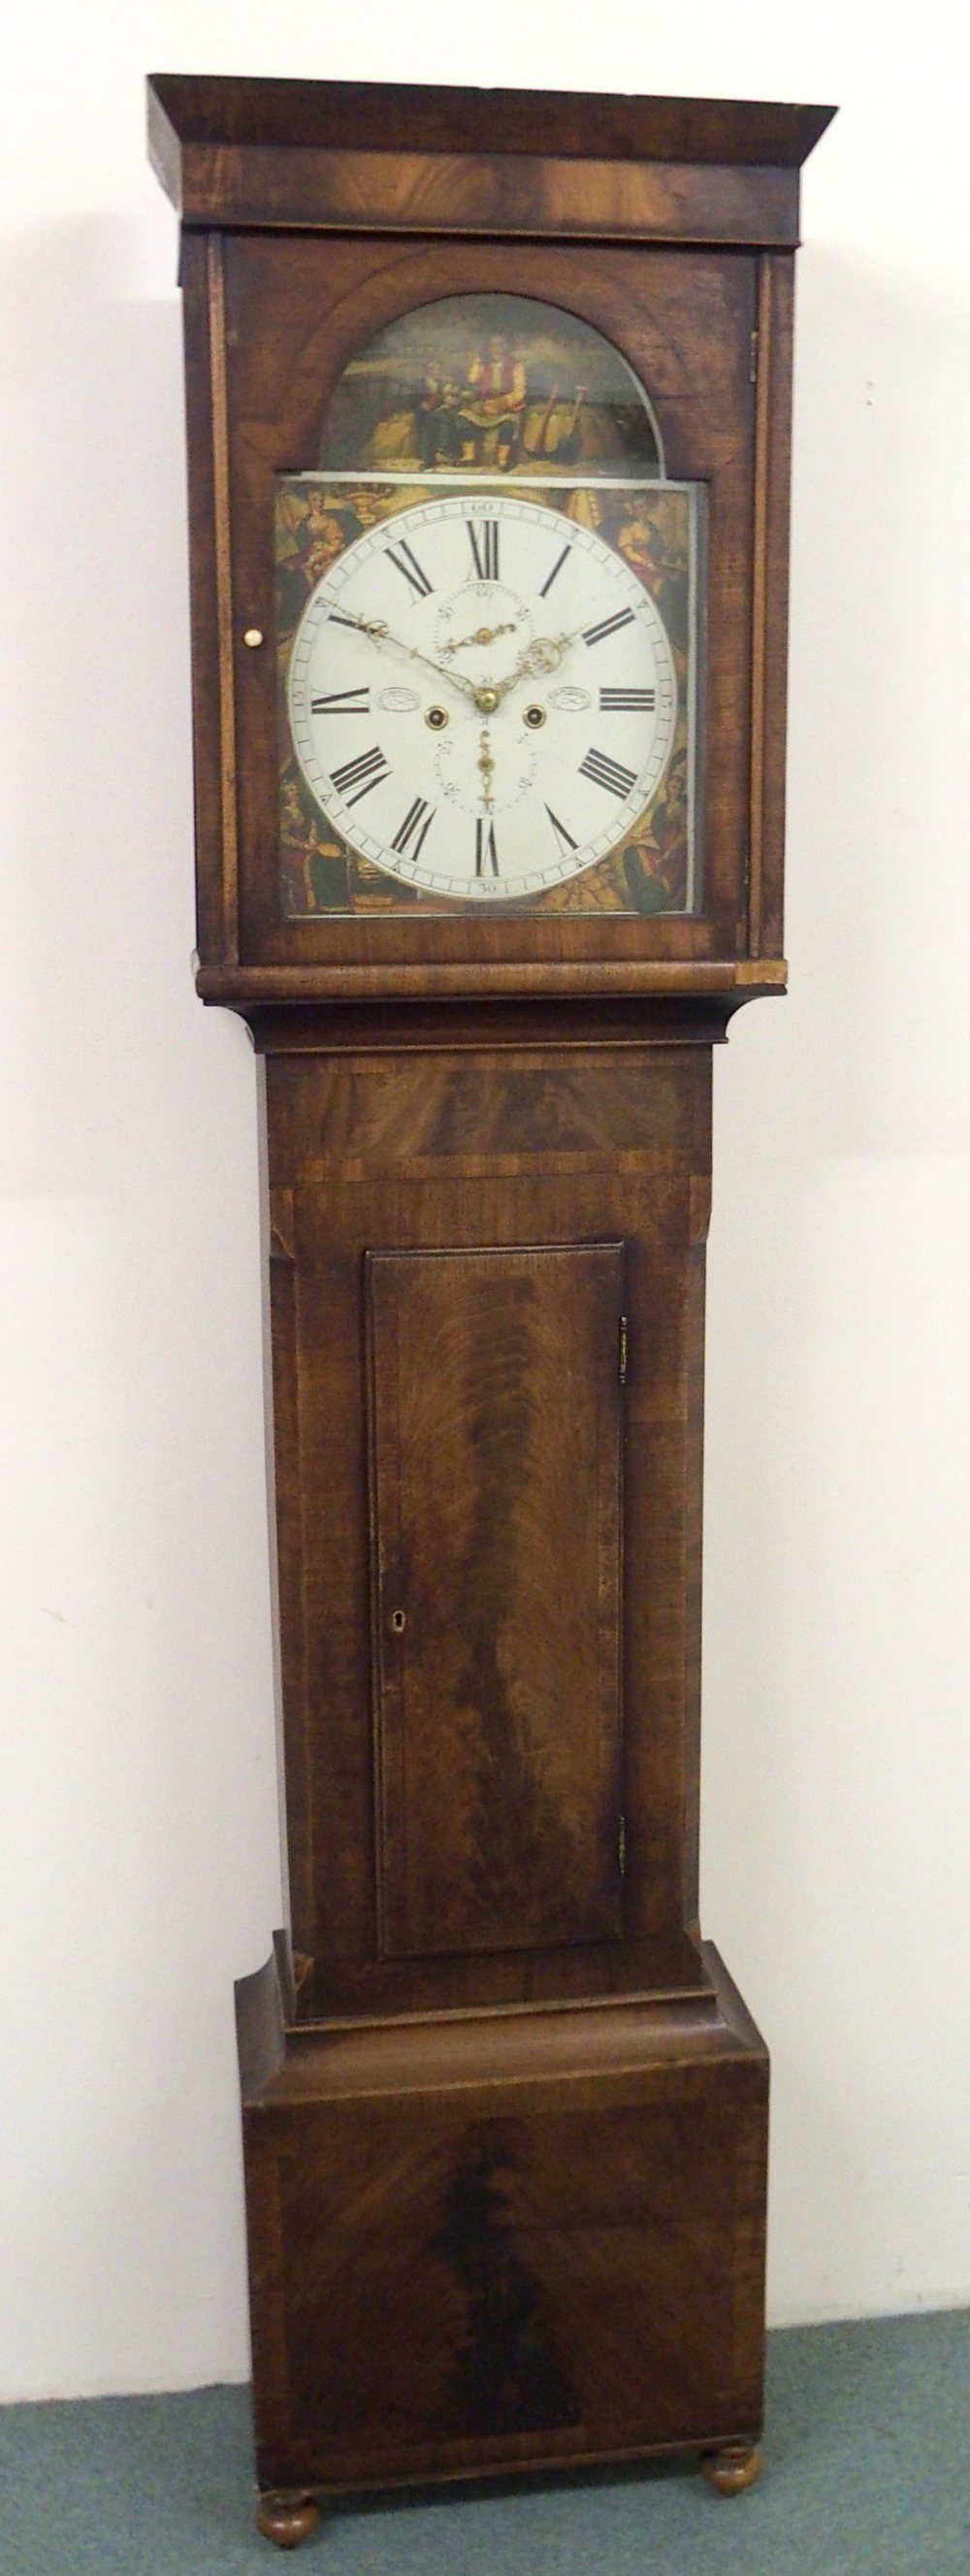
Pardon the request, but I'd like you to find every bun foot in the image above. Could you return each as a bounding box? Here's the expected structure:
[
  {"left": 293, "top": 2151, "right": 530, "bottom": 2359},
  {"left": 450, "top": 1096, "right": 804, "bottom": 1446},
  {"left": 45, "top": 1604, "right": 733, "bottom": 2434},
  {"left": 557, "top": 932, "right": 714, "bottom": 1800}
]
[
  {"left": 700, "top": 2440, "right": 762, "bottom": 2495},
  {"left": 256, "top": 2491, "right": 321, "bottom": 2549}
]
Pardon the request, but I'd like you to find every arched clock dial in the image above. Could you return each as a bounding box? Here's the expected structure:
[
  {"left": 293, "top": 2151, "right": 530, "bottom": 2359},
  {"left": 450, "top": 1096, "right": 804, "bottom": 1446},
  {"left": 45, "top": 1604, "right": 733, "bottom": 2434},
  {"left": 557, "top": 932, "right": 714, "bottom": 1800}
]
[{"left": 286, "top": 494, "right": 678, "bottom": 901}]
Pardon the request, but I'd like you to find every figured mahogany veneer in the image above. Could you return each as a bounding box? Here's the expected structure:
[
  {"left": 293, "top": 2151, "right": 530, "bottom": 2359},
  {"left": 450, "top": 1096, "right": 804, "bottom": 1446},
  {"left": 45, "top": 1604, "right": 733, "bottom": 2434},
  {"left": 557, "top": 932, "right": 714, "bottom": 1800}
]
[
  {"left": 148, "top": 75, "right": 832, "bottom": 245},
  {"left": 238, "top": 1941, "right": 767, "bottom": 2499},
  {"left": 366, "top": 1242, "right": 625, "bottom": 1962},
  {"left": 147, "top": 74, "right": 834, "bottom": 2539}
]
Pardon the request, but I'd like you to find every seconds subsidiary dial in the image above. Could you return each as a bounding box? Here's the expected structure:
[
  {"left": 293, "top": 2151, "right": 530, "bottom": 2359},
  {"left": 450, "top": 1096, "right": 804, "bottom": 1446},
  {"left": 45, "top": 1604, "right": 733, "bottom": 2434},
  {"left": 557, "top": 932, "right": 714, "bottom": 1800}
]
[{"left": 286, "top": 493, "right": 677, "bottom": 902}]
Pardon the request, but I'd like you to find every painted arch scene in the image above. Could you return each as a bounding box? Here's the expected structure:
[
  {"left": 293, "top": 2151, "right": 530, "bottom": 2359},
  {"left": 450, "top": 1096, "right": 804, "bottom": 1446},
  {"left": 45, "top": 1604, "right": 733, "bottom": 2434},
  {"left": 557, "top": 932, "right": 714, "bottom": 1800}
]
[{"left": 318, "top": 294, "right": 664, "bottom": 480}]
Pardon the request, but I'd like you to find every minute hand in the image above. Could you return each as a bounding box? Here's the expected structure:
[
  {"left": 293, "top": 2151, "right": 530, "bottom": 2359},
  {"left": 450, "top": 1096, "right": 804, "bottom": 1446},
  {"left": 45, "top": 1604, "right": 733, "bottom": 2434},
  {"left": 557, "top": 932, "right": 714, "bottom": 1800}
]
[{"left": 331, "top": 609, "right": 479, "bottom": 704}]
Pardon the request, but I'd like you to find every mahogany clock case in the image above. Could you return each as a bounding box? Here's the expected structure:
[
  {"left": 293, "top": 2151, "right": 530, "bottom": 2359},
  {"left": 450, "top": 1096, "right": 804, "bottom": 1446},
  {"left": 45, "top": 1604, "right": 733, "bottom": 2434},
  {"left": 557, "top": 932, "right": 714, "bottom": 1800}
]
[{"left": 147, "top": 74, "right": 834, "bottom": 2532}]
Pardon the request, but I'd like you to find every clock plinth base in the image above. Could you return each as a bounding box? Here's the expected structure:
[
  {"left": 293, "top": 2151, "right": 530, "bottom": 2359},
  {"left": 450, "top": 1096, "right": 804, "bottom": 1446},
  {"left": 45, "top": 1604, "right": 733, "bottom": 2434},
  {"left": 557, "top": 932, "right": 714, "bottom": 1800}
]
[
  {"left": 700, "top": 2441, "right": 763, "bottom": 2495},
  {"left": 238, "top": 1942, "right": 767, "bottom": 2507},
  {"left": 255, "top": 2492, "right": 321, "bottom": 2549}
]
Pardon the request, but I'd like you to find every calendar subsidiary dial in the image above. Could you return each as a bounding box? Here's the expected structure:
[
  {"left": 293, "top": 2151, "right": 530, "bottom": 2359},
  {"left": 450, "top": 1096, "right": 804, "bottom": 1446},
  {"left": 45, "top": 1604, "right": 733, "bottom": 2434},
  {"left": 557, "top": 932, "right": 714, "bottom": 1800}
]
[{"left": 284, "top": 492, "right": 679, "bottom": 901}]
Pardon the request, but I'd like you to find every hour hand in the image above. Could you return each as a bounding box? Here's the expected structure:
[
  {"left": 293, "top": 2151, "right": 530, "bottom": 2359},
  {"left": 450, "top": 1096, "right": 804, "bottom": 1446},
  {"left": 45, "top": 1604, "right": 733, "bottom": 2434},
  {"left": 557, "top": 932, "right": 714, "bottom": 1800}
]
[
  {"left": 523, "top": 631, "right": 579, "bottom": 674},
  {"left": 486, "top": 634, "right": 572, "bottom": 706},
  {"left": 443, "top": 619, "right": 520, "bottom": 655}
]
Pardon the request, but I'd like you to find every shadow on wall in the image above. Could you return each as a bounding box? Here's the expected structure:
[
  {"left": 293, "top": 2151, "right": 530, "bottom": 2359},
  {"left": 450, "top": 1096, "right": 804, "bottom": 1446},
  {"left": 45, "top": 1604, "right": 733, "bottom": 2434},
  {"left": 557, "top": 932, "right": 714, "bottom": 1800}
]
[
  {"left": 1, "top": 214, "right": 202, "bottom": 1202},
  {"left": 0, "top": 212, "right": 281, "bottom": 2393},
  {"left": 700, "top": 240, "right": 970, "bottom": 2317},
  {"left": 770, "top": 239, "right": 970, "bottom": 1161}
]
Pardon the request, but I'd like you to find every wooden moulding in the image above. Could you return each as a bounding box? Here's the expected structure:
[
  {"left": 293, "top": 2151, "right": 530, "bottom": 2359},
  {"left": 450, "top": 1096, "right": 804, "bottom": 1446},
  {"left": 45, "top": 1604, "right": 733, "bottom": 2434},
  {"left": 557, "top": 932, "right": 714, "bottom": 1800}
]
[
  {"left": 242, "top": 998, "right": 759, "bottom": 1060},
  {"left": 753, "top": 253, "right": 796, "bottom": 959},
  {"left": 748, "top": 253, "right": 795, "bottom": 960},
  {"left": 204, "top": 234, "right": 240, "bottom": 966},
  {"left": 147, "top": 77, "right": 834, "bottom": 245},
  {"left": 236, "top": 1942, "right": 764, "bottom": 2107},
  {"left": 178, "top": 233, "right": 226, "bottom": 965},
  {"left": 159, "top": 146, "right": 797, "bottom": 248},
  {"left": 196, "top": 961, "right": 789, "bottom": 1011},
  {"left": 147, "top": 77, "right": 835, "bottom": 169}
]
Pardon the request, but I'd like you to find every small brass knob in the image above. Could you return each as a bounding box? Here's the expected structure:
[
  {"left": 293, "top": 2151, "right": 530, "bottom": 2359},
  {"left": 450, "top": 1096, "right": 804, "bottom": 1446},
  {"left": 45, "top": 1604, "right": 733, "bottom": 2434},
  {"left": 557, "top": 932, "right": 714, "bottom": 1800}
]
[{"left": 242, "top": 627, "right": 264, "bottom": 649}]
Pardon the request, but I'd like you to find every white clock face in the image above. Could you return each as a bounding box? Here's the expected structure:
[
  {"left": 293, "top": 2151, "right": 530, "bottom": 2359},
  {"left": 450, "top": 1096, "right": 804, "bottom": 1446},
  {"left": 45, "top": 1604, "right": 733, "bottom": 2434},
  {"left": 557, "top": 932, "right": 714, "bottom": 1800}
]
[{"left": 285, "top": 494, "right": 677, "bottom": 902}]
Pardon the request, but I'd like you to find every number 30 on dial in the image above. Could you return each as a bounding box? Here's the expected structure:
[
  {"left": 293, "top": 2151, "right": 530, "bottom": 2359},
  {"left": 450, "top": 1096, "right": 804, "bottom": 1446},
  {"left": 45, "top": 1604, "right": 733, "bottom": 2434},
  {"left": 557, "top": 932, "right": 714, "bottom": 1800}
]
[{"left": 286, "top": 492, "right": 678, "bottom": 902}]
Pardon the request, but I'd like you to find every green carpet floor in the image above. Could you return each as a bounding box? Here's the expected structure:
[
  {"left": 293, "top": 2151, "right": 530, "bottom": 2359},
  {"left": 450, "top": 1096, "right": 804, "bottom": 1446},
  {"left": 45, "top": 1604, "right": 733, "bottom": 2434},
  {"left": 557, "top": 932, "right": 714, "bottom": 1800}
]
[{"left": 1, "top": 2309, "right": 967, "bottom": 2576}]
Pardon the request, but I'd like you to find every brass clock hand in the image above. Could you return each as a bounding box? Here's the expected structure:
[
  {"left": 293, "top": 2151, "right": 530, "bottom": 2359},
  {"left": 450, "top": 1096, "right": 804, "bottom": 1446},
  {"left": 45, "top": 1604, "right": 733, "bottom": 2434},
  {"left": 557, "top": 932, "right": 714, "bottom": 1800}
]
[
  {"left": 331, "top": 607, "right": 480, "bottom": 704},
  {"left": 523, "top": 631, "right": 579, "bottom": 672},
  {"left": 478, "top": 633, "right": 574, "bottom": 711},
  {"left": 477, "top": 724, "right": 497, "bottom": 812},
  {"left": 333, "top": 611, "right": 581, "bottom": 721},
  {"left": 442, "top": 619, "right": 520, "bottom": 655}
]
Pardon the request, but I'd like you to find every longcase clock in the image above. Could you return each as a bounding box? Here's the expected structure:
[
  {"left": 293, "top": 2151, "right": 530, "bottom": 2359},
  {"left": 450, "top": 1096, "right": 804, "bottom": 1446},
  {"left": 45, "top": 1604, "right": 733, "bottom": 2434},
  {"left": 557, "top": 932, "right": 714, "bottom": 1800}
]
[{"left": 148, "top": 75, "right": 834, "bottom": 2548}]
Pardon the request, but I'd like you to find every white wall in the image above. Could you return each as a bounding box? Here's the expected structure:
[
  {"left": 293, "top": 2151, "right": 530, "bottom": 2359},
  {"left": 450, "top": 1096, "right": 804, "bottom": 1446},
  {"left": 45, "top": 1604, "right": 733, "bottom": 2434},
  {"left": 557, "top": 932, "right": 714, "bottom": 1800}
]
[{"left": 1, "top": 1, "right": 967, "bottom": 2400}]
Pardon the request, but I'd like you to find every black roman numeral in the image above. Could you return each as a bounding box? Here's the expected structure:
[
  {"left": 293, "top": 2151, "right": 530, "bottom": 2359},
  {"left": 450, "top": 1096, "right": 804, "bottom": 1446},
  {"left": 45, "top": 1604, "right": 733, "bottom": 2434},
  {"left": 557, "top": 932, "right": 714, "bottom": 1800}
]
[
  {"left": 468, "top": 518, "right": 500, "bottom": 581},
  {"left": 599, "top": 686, "right": 656, "bottom": 712},
  {"left": 545, "top": 805, "right": 578, "bottom": 856},
  {"left": 475, "top": 817, "right": 500, "bottom": 877},
  {"left": 390, "top": 797, "right": 436, "bottom": 861},
  {"left": 539, "top": 542, "right": 570, "bottom": 599},
  {"left": 583, "top": 608, "right": 636, "bottom": 648},
  {"left": 386, "top": 538, "right": 434, "bottom": 598},
  {"left": 310, "top": 686, "right": 371, "bottom": 715},
  {"left": 579, "top": 747, "right": 637, "bottom": 799},
  {"left": 330, "top": 744, "right": 390, "bottom": 806}
]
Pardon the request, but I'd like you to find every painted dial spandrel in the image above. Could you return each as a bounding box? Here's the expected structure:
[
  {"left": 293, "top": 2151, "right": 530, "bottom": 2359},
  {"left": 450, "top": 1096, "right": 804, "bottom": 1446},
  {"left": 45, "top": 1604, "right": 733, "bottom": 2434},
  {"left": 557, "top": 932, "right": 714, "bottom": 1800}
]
[
  {"left": 276, "top": 474, "right": 701, "bottom": 919},
  {"left": 284, "top": 492, "right": 688, "bottom": 905}
]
